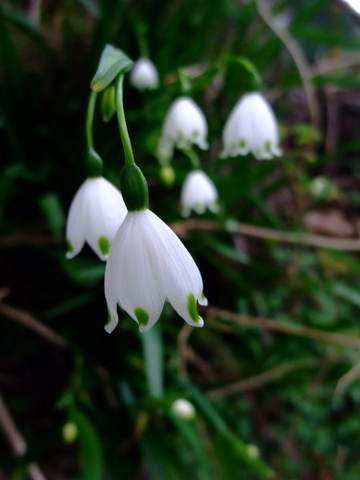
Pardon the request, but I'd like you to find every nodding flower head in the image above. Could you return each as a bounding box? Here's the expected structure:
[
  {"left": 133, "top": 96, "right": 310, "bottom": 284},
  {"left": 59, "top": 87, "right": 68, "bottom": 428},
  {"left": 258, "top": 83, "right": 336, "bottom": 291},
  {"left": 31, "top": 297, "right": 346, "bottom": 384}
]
[
  {"left": 158, "top": 97, "right": 208, "bottom": 156},
  {"left": 66, "top": 177, "right": 127, "bottom": 261},
  {"left": 221, "top": 92, "right": 282, "bottom": 160},
  {"left": 130, "top": 57, "right": 159, "bottom": 91},
  {"left": 104, "top": 208, "right": 207, "bottom": 333},
  {"left": 181, "top": 169, "right": 219, "bottom": 217}
]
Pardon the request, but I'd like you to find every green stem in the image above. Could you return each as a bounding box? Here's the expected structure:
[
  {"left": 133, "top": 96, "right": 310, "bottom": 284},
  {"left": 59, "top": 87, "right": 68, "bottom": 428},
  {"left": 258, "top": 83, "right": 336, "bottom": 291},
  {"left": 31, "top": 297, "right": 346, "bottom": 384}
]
[
  {"left": 180, "top": 148, "right": 201, "bottom": 169},
  {"left": 140, "top": 324, "right": 163, "bottom": 398},
  {"left": 86, "top": 90, "right": 97, "bottom": 152},
  {"left": 227, "top": 56, "right": 262, "bottom": 91},
  {"left": 85, "top": 90, "right": 103, "bottom": 177},
  {"left": 115, "top": 74, "right": 136, "bottom": 166}
]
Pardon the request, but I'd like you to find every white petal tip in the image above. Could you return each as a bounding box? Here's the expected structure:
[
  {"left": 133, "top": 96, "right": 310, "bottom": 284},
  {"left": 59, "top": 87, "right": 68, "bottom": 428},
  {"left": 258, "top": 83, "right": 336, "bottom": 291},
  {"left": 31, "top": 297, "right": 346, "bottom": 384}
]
[
  {"left": 199, "top": 295, "right": 208, "bottom": 306},
  {"left": 104, "top": 315, "right": 118, "bottom": 334},
  {"left": 65, "top": 252, "right": 75, "bottom": 259},
  {"left": 192, "top": 316, "right": 204, "bottom": 328}
]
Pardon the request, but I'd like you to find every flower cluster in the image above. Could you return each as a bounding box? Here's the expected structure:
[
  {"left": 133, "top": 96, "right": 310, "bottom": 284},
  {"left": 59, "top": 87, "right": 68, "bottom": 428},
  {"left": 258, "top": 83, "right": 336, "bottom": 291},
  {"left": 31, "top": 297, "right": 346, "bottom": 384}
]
[{"left": 66, "top": 47, "right": 284, "bottom": 336}]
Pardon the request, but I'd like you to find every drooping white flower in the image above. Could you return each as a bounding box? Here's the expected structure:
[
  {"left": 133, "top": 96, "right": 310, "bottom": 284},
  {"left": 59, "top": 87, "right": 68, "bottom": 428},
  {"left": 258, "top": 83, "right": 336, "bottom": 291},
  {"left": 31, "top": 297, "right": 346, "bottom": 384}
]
[
  {"left": 130, "top": 57, "right": 159, "bottom": 91},
  {"left": 104, "top": 209, "right": 207, "bottom": 333},
  {"left": 158, "top": 97, "right": 208, "bottom": 155},
  {"left": 66, "top": 177, "right": 127, "bottom": 261},
  {"left": 221, "top": 92, "right": 282, "bottom": 160},
  {"left": 171, "top": 398, "right": 196, "bottom": 420},
  {"left": 180, "top": 169, "right": 219, "bottom": 217}
]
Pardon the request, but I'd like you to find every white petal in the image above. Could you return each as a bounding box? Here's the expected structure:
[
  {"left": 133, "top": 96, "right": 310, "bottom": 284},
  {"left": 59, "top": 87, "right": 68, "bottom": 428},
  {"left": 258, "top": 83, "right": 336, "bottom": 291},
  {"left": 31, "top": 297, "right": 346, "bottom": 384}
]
[
  {"left": 104, "top": 211, "right": 165, "bottom": 333},
  {"left": 84, "top": 178, "right": 127, "bottom": 260},
  {"left": 65, "top": 181, "right": 88, "bottom": 258},
  {"left": 143, "top": 211, "right": 206, "bottom": 328}
]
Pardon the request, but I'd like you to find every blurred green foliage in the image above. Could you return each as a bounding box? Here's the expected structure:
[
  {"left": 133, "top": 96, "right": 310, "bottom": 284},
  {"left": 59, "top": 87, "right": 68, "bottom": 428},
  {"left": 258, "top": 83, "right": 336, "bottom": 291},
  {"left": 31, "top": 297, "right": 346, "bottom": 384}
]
[{"left": 1, "top": 0, "right": 360, "bottom": 479}]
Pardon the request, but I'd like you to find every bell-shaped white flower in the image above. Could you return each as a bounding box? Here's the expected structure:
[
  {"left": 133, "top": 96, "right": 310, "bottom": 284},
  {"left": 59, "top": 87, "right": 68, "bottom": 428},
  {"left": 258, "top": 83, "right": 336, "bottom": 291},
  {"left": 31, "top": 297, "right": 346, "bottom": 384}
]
[
  {"left": 221, "top": 92, "right": 282, "bottom": 160},
  {"left": 66, "top": 177, "right": 127, "bottom": 261},
  {"left": 130, "top": 57, "right": 159, "bottom": 91},
  {"left": 104, "top": 209, "right": 207, "bottom": 333},
  {"left": 180, "top": 169, "right": 219, "bottom": 217},
  {"left": 158, "top": 97, "right": 208, "bottom": 155}
]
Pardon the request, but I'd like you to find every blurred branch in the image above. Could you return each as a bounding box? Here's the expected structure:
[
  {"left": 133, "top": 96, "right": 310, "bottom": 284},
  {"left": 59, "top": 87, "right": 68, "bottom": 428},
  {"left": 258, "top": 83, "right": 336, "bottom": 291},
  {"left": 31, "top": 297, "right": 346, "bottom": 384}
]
[
  {"left": 0, "top": 232, "right": 56, "bottom": 248},
  {"left": 0, "top": 300, "right": 67, "bottom": 348},
  {"left": 207, "top": 356, "right": 346, "bottom": 400},
  {"left": 177, "top": 323, "right": 193, "bottom": 377},
  {"left": 253, "top": 0, "right": 321, "bottom": 130},
  {"left": 335, "top": 360, "right": 360, "bottom": 396},
  {"left": 312, "top": 54, "right": 360, "bottom": 77},
  {"left": 0, "top": 391, "right": 47, "bottom": 480},
  {"left": 170, "top": 218, "right": 360, "bottom": 251},
  {"left": 206, "top": 306, "right": 360, "bottom": 349}
]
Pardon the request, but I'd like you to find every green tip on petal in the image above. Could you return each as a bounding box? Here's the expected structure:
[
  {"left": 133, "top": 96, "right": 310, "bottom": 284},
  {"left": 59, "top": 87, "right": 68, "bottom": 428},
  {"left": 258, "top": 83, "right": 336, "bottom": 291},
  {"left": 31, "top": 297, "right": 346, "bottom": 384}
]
[
  {"left": 66, "top": 239, "right": 74, "bottom": 257},
  {"left": 98, "top": 236, "right": 110, "bottom": 257},
  {"left": 187, "top": 294, "right": 201, "bottom": 324},
  {"left": 240, "top": 138, "right": 246, "bottom": 148},
  {"left": 134, "top": 308, "right": 149, "bottom": 328},
  {"left": 265, "top": 139, "right": 271, "bottom": 153}
]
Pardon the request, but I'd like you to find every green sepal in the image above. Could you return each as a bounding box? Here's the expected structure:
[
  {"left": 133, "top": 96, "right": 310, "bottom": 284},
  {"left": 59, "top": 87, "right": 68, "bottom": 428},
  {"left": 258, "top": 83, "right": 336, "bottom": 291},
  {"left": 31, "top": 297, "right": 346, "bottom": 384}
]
[
  {"left": 91, "top": 45, "right": 133, "bottom": 92},
  {"left": 86, "top": 149, "right": 103, "bottom": 177},
  {"left": 121, "top": 164, "right": 149, "bottom": 211},
  {"left": 101, "top": 85, "right": 116, "bottom": 122}
]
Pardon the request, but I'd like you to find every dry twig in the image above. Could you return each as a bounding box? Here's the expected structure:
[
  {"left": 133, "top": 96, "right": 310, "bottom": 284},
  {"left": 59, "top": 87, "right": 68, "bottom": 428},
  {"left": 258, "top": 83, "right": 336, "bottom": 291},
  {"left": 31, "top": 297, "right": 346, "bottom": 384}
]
[
  {"left": 253, "top": 0, "right": 321, "bottom": 130},
  {"left": 0, "top": 391, "right": 47, "bottom": 480},
  {"left": 0, "top": 301, "right": 66, "bottom": 348},
  {"left": 170, "top": 218, "right": 360, "bottom": 251},
  {"left": 206, "top": 306, "right": 360, "bottom": 349}
]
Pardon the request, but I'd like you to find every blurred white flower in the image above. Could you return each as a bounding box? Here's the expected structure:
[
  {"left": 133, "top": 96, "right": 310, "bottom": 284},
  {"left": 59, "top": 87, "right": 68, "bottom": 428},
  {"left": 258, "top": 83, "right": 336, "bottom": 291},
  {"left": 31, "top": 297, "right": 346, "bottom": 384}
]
[
  {"left": 181, "top": 169, "right": 219, "bottom": 216},
  {"left": 66, "top": 177, "right": 127, "bottom": 261},
  {"left": 130, "top": 57, "right": 159, "bottom": 91},
  {"left": 171, "top": 398, "right": 196, "bottom": 420},
  {"left": 221, "top": 92, "right": 282, "bottom": 160},
  {"left": 104, "top": 209, "right": 207, "bottom": 333},
  {"left": 158, "top": 97, "right": 208, "bottom": 155}
]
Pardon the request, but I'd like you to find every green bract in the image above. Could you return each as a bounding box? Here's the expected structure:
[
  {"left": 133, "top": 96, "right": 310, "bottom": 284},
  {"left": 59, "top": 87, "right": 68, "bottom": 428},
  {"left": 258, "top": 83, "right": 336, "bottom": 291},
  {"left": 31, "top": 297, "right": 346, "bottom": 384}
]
[
  {"left": 121, "top": 164, "right": 149, "bottom": 211},
  {"left": 91, "top": 45, "right": 133, "bottom": 92}
]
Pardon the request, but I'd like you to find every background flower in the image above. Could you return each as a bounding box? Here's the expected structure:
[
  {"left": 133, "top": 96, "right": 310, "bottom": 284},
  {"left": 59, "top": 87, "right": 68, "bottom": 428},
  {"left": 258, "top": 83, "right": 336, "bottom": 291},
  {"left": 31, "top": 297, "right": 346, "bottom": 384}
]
[
  {"left": 130, "top": 57, "right": 159, "bottom": 90},
  {"left": 180, "top": 169, "right": 219, "bottom": 216},
  {"left": 221, "top": 92, "right": 282, "bottom": 160},
  {"left": 158, "top": 96, "right": 208, "bottom": 154}
]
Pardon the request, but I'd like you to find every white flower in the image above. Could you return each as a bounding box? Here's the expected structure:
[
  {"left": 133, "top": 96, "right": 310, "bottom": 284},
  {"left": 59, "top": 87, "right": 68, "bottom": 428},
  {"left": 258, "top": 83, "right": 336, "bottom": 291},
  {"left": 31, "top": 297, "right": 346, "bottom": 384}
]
[
  {"left": 130, "top": 57, "right": 159, "bottom": 91},
  {"left": 171, "top": 399, "right": 196, "bottom": 420},
  {"left": 158, "top": 97, "right": 208, "bottom": 154},
  {"left": 66, "top": 177, "right": 127, "bottom": 261},
  {"left": 221, "top": 92, "right": 282, "bottom": 160},
  {"left": 180, "top": 169, "right": 219, "bottom": 217},
  {"left": 104, "top": 209, "right": 207, "bottom": 333}
]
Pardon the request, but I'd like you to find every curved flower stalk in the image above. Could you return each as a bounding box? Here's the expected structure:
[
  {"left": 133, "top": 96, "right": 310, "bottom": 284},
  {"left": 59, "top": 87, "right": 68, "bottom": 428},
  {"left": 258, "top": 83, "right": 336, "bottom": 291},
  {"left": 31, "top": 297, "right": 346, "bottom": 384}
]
[
  {"left": 104, "top": 208, "right": 207, "bottom": 333},
  {"left": 158, "top": 97, "right": 208, "bottom": 156},
  {"left": 130, "top": 57, "right": 159, "bottom": 91},
  {"left": 221, "top": 92, "right": 282, "bottom": 160},
  {"left": 180, "top": 169, "right": 219, "bottom": 217},
  {"left": 66, "top": 177, "right": 127, "bottom": 261}
]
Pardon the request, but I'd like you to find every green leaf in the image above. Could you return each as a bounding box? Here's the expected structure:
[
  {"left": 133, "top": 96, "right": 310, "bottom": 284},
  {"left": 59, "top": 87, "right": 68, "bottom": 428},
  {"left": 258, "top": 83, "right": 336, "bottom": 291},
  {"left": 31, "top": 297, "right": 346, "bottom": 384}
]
[
  {"left": 179, "top": 380, "right": 274, "bottom": 478},
  {"left": 70, "top": 409, "right": 104, "bottom": 480},
  {"left": 39, "top": 193, "right": 65, "bottom": 239},
  {"left": 333, "top": 283, "right": 360, "bottom": 309},
  {"left": 90, "top": 44, "right": 133, "bottom": 92}
]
